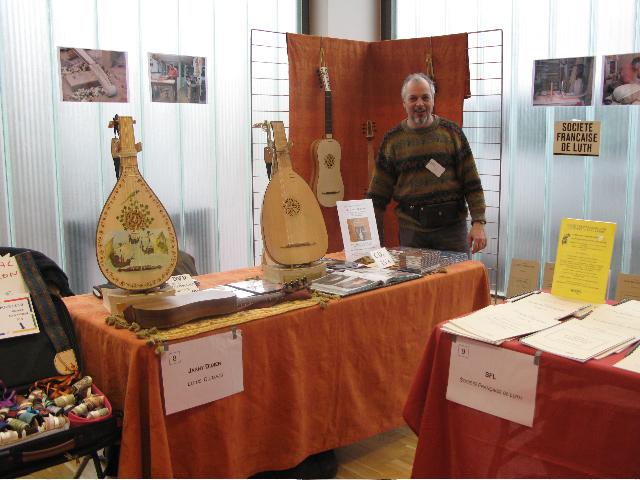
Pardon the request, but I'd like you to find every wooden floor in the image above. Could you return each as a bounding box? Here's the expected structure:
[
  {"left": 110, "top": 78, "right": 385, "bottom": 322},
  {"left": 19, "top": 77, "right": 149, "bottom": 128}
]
[
  {"left": 19, "top": 424, "right": 417, "bottom": 479},
  {"left": 334, "top": 424, "right": 417, "bottom": 479}
]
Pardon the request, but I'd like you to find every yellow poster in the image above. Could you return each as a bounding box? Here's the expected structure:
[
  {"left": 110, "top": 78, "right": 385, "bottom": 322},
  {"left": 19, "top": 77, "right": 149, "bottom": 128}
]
[{"left": 551, "top": 218, "right": 616, "bottom": 304}]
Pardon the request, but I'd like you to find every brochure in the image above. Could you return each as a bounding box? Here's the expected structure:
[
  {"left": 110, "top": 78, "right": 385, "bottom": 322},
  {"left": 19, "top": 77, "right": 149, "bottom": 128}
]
[
  {"left": 311, "top": 267, "right": 421, "bottom": 297},
  {"left": 336, "top": 200, "right": 380, "bottom": 262}
]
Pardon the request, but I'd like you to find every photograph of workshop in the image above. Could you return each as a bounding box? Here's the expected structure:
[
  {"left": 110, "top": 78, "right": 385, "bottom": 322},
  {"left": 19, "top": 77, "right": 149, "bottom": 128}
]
[
  {"left": 602, "top": 53, "right": 640, "bottom": 105},
  {"left": 532, "top": 56, "right": 594, "bottom": 106},
  {"left": 58, "top": 47, "right": 128, "bottom": 103},
  {"left": 148, "top": 53, "right": 207, "bottom": 104}
]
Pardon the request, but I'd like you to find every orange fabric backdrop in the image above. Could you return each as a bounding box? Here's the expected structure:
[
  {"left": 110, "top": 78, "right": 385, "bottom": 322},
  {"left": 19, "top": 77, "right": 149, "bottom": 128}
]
[{"left": 287, "top": 33, "right": 470, "bottom": 253}]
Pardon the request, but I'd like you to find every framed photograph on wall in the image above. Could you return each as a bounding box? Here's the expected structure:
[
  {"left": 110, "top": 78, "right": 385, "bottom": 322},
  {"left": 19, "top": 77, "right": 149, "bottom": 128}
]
[
  {"left": 58, "top": 47, "right": 128, "bottom": 103},
  {"left": 148, "top": 53, "right": 207, "bottom": 104},
  {"left": 532, "top": 57, "right": 595, "bottom": 107},
  {"left": 602, "top": 53, "right": 640, "bottom": 105}
]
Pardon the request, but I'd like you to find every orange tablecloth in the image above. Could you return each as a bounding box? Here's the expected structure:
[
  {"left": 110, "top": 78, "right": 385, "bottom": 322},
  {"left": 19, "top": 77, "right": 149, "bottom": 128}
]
[
  {"left": 403, "top": 321, "right": 640, "bottom": 478},
  {"left": 64, "top": 260, "right": 490, "bottom": 478}
]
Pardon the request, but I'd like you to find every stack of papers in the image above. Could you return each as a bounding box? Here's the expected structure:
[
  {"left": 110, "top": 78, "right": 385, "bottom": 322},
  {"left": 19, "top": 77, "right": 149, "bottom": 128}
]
[
  {"left": 387, "top": 247, "right": 441, "bottom": 274},
  {"left": 520, "top": 316, "right": 635, "bottom": 363},
  {"left": 442, "top": 293, "right": 592, "bottom": 345},
  {"left": 439, "top": 251, "right": 468, "bottom": 267}
]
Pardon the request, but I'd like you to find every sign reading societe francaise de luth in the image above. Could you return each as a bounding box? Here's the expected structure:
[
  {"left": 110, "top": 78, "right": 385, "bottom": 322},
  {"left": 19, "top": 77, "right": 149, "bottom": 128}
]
[{"left": 553, "top": 121, "right": 601, "bottom": 156}]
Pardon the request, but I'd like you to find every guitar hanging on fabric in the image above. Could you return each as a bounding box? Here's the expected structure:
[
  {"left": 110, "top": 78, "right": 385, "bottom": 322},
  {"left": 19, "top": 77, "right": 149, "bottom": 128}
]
[
  {"left": 261, "top": 121, "right": 328, "bottom": 266},
  {"left": 95, "top": 115, "right": 178, "bottom": 291},
  {"left": 362, "top": 120, "right": 377, "bottom": 193},
  {"left": 310, "top": 64, "right": 344, "bottom": 208}
]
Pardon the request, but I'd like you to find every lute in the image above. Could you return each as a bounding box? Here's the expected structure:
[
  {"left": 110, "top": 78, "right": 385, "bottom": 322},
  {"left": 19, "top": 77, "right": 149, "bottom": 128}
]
[
  {"left": 95, "top": 116, "right": 178, "bottom": 291},
  {"left": 123, "top": 281, "right": 311, "bottom": 328},
  {"left": 310, "top": 62, "right": 344, "bottom": 207},
  {"left": 261, "top": 121, "right": 328, "bottom": 266},
  {"left": 362, "top": 120, "right": 377, "bottom": 194}
]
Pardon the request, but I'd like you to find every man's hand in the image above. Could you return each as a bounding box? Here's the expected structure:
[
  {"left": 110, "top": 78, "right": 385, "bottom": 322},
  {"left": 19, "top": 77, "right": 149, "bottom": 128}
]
[{"left": 468, "top": 222, "right": 487, "bottom": 254}]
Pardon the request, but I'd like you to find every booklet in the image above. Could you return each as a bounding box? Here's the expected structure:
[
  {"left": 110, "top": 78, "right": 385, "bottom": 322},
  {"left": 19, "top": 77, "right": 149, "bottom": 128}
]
[
  {"left": 311, "top": 267, "right": 421, "bottom": 297},
  {"left": 336, "top": 200, "right": 381, "bottom": 262}
]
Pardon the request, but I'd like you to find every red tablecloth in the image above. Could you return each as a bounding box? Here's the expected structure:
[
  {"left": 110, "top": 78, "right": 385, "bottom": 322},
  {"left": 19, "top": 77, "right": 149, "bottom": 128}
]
[
  {"left": 403, "top": 321, "right": 640, "bottom": 478},
  {"left": 64, "top": 260, "right": 490, "bottom": 478}
]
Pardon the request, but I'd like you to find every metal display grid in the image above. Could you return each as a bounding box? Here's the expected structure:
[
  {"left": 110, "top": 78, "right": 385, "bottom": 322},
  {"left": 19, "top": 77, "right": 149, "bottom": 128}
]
[{"left": 250, "top": 29, "right": 503, "bottom": 300}]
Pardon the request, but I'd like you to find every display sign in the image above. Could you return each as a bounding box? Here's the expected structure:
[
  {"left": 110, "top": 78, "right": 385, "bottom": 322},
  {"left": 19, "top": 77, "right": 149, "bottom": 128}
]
[
  {"left": 542, "top": 262, "right": 555, "bottom": 290},
  {"left": 0, "top": 254, "right": 29, "bottom": 297},
  {"left": 166, "top": 274, "right": 200, "bottom": 295},
  {"left": 447, "top": 337, "right": 539, "bottom": 427},
  {"left": 161, "top": 330, "right": 243, "bottom": 415},
  {"left": 551, "top": 218, "right": 616, "bottom": 304},
  {"left": 369, "top": 248, "right": 395, "bottom": 269},
  {"left": 0, "top": 294, "right": 39, "bottom": 340},
  {"left": 553, "top": 121, "right": 601, "bottom": 156},
  {"left": 506, "top": 258, "right": 540, "bottom": 298},
  {"left": 336, "top": 199, "right": 381, "bottom": 262},
  {"left": 615, "top": 273, "right": 640, "bottom": 302}
]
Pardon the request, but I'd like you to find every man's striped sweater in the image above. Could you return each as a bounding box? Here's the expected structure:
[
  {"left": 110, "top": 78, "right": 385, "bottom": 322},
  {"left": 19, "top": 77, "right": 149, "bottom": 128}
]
[{"left": 366, "top": 115, "right": 486, "bottom": 232}]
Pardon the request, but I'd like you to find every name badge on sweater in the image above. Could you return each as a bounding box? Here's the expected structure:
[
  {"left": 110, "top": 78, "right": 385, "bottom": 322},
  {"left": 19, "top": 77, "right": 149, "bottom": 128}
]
[{"left": 426, "top": 159, "right": 445, "bottom": 177}]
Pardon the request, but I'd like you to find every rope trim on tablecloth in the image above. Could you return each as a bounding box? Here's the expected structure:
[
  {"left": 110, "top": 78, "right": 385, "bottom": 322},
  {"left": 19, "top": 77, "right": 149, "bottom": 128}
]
[
  {"left": 104, "top": 294, "right": 330, "bottom": 355},
  {"left": 102, "top": 268, "right": 449, "bottom": 355}
]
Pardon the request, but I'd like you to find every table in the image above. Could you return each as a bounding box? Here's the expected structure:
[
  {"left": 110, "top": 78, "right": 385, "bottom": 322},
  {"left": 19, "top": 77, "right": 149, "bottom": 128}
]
[
  {"left": 151, "top": 78, "right": 176, "bottom": 101},
  {"left": 64, "top": 260, "right": 490, "bottom": 478},
  {"left": 186, "top": 82, "right": 201, "bottom": 103},
  {"left": 403, "top": 321, "right": 640, "bottom": 478}
]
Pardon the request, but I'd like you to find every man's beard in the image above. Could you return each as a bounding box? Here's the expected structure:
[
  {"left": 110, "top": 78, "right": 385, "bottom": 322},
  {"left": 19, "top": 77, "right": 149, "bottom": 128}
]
[{"left": 411, "top": 110, "right": 431, "bottom": 125}]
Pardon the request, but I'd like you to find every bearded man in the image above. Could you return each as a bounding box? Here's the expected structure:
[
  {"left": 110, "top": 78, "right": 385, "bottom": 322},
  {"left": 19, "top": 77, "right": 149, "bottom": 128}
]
[{"left": 366, "top": 73, "right": 487, "bottom": 256}]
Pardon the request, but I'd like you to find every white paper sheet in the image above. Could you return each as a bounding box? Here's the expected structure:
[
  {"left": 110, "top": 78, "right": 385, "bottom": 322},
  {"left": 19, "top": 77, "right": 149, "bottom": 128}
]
[
  {"left": 520, "top": 319, "right": 634, "bottom": 362},
  {"left": 0, "top": 293, "right": 39, "bottom": 339},
  {"left": 161, "top": 330, "right": 244, "bottom": 415},
  {"left": 448, "top": 302, "right": 560, "bottom": 343},
  {"left": 0, "top": 254, "right": 28, "bottom": 297},
  {"left": 447, "top": 337, "right": 539, "bottom": 427},
  {"left": 614, "top": 344, "right": 640, "bottom": 374},
  {"left": 510, "top": 292, "right": 591, "bottom": 319}
]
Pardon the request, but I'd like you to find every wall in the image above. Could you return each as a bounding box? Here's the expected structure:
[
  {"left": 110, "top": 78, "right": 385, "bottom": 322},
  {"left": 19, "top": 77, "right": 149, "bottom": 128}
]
[{"left": 310, "top": 0, "right": 380, "bottom": 41}]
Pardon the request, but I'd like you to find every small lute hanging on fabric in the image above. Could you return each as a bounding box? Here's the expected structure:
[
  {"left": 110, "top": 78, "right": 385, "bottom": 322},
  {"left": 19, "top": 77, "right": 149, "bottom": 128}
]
[
  {"left": 310, "top": 62, "right": 344, "bottom": 207},
  {"left": 362, "top": 120, "right": 377, "bottom": 194},
  {"left": 261, "top": 121, "right": 328, "bottom": 266},
  {"left": 95, "top": 115, "right": 178, "bottom": 291}
]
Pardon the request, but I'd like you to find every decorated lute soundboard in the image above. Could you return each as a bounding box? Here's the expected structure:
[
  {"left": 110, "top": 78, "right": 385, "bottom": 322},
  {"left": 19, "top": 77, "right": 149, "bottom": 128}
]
[{"left": 95, "top": 116, "right": 178, "bottom": 291}]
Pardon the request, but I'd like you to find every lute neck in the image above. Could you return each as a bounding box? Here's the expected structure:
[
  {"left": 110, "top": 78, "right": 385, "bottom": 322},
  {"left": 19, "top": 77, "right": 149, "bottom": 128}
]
[
  {"left": 116, "top": 116, "right": 142, "bottom": 168},
  {"left": 324, "top": 91, "right": 332, "bottom": 139},
  {"left": 271, "top": 121, "right": 292, "bottom": 169}
]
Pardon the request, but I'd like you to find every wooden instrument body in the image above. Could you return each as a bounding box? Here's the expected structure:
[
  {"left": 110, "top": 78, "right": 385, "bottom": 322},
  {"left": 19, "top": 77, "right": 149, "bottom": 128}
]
[
  {"left": 311, "top": 137, "right": 344, "bottom": 207},
  {"left": 311, "top": 66, "right": 344, "bottom": 207},
  {"left": 261, "top": 121, "right": 328, "bottom": 266},
  {"left": 96, "top": 116, "right": 178, "bottom": 291},
  {"left": 123, "top": 285, "right": 311, "bottom": 328},
  {"left": 123, "top": 289, "right": 238, "bottom": 328}
]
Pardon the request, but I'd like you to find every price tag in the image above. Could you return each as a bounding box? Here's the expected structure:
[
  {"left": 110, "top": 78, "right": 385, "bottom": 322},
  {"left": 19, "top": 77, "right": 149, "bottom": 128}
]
[
  {"left": 166, "top": 274, "right": 200, "bottom": 295},
  {"left": 369, "top": 248, "right": 395, "bottom": 269}
]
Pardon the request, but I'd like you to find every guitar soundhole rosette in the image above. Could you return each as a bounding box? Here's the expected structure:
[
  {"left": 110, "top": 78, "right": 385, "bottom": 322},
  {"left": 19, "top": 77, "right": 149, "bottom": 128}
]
[
  {"left": 283, "top": 198, "right": 301, "bottom": 217},
  {"left": 324, "top": 154, "right": 335, "bottom": 169}
]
